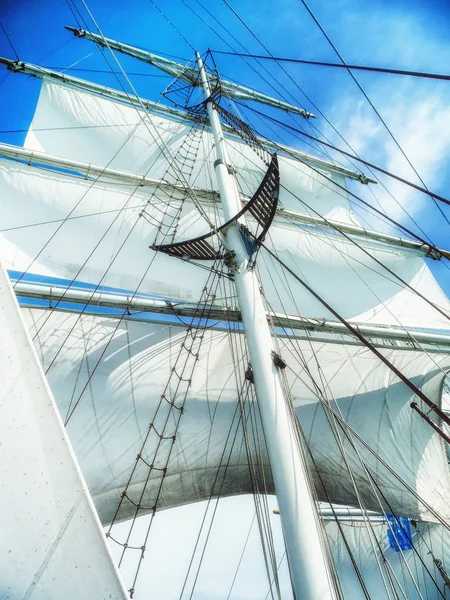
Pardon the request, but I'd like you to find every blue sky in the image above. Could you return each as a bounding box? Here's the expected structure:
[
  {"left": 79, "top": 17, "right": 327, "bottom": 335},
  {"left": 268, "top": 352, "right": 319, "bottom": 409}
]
[
  {"left": 1, "top": 0, "right": 450, "bottom": 598},
  {"left": 1, "top": 0, "right": 450, "bottom": 291}
]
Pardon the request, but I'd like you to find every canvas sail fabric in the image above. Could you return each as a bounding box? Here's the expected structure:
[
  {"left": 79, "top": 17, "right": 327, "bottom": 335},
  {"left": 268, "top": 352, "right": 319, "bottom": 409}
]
[
  {"left": 24, "top": 307, "right": 450, "bottom": 525},
  {"left": 0, "top": 158, "right": 211, "bottom": 300},
  {"left": 24, "top": 78, "right": 354, "bottom": 218},
  {"left": 258, "top": 223, "right": 450, "bottom": 328},
  {"left": 2, "top": 158, "right": 450, "bottom": 330},
  {"left": 0, "top": 267, "right": 128, "bottom": 599},
  {"left": 325, "top": 520, "right": 450, "bottom": 599}
]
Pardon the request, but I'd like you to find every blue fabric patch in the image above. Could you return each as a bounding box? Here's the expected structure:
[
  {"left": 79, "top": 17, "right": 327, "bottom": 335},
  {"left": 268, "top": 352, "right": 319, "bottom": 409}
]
[{"left": 387, "top": 514, "right": 412, "bottom": 552}]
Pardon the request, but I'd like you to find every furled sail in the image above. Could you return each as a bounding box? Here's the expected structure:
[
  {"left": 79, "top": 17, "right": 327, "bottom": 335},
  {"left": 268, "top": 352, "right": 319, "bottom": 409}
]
[
  {"left": 23, "top": 307, "right": 450, "bottom": 525},
  {"left": 0, "top": 267, "right": 128, "bottom": 599}
]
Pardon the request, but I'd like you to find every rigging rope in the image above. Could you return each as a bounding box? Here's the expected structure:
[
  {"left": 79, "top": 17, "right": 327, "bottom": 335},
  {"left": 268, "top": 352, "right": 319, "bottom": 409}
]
[
  {"left": 149, "top": 0, "right": 195, "bottom": 52},
  {"left": 219, "top": 273, "right": 283, "bottom": 598},
  {"left": 212, "top": 50, "right": 450, "bottom": 82},
  {"left": 0, "top": 20, "right": 19, "bottom": 61},
  {"left": 106, "top": 264, "right": 223, "bottom": 596},
  {"left": 240, "top": 103, "right": 450, "bottom": 210},
  {"left": 296, "top": 0, "right": 450, "bottom": 231},
  {"left": 257, "top": 236, "right": 450, "bottom": 426}
]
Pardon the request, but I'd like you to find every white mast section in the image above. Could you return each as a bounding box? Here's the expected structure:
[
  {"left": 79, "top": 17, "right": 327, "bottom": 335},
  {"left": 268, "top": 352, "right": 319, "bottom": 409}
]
[
  {"left": 2, "top": 141, "right": 444, "bottom": 257},
  {"left": 195, "top": 52, "right": 337, "bottom": 600},
  {"left": 0, "top": 57, "right": 371, "bottom": 182},
  {"left": 65, "top": 26, "right": 315, "bottom": 118}
]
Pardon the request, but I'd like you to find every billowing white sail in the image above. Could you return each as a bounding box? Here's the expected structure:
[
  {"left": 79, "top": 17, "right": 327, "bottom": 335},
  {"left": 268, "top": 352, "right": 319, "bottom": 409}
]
[
  {"left": 2, "top": 17, "right": 450, "bottom": 600},
  {"left": 2, "top": 157, "right": 450, "bottom": 329},
  {"left": 0, "top": 159, "right": 210, "bottom": 299},
  {"left": 23, "top": 307, "right": 450, "bottom": 525},
  {"left": 0, "top": 267, "right": 128, "bottom": 599},
  {"left": 259, "top": 224, "right": 450, "bottom": 327},
  {"left": 24, "top": 78, "right": 353, "bottom": 217},
  {"left": 325, "top": 519, "right": 450, "bottom": 599}
]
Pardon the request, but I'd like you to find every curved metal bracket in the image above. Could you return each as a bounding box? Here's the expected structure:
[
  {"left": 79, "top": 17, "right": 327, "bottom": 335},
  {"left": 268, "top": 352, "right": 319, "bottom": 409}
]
[{"left": 150, "top": 154, "right": 279, "bottom": 261}]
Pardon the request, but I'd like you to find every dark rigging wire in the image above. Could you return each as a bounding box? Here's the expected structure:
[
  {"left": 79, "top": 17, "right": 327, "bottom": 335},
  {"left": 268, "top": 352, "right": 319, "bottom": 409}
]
[
  {"left": 239, "top": 102, "right": 450, "bottom": 209},
  {"left": 296, "top": 0, "right": 450, "bottom": 230},
  {"left": 212, "top": 51, "right": 450, "bottom": 83},
  {"left": 256, "top": 235, "right": 450, "bottom": 426},
  {"left": 65, "top": 0, "right": 82, "bottom": 28},
  {"left": 0, "top": 20, "right": 19, "bottom": 61}
]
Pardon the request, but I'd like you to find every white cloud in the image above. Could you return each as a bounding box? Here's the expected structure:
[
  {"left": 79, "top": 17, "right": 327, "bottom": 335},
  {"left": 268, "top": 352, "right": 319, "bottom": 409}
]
[{"left": 331, "top": 84, "right": 450, "bottom": 227}]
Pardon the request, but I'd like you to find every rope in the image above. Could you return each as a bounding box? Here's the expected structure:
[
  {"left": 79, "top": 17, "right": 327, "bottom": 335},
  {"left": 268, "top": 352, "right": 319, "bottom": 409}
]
[
  {"left": 297, "top": 0, "right": 450, "bottom": 230},
  {"left": 149, "top": 0, "right": 195, "bottom": 52},
  {"left": 212, "top": 50, "right": 450, "bottom": 82},
  {"left": 105, "top": 264, "right": 223, "bottom": 596},
  {"left": 0, "top": 20, "right": 19, "bottom": 60},
  {"left": 218, "top": 273, "right": 282, "bottom": 597},
  {"left": 240, "top": 103, "right": 450, "bottom": 209}
]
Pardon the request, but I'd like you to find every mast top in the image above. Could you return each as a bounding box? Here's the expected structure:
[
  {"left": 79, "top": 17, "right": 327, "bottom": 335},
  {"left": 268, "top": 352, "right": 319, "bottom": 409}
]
[
  {"left": 65, "top": 26, "right": 316, "bottom": 118},
  {"left": 0, "top": 55, "right": 372, "bottom": 182}
]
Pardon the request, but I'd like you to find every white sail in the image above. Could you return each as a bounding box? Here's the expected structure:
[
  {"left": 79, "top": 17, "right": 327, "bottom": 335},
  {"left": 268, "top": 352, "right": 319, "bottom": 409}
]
[
  {"left": 23, "top": 308, "right": 450, "bottom": 525},
  {"left": 0, "top": 159, "right": 210, "bottom": 299},
  {"left": 259, "top": 224, "right": 450, "bottom": 328},
  {"left": 325, "top": 520, "right": 450, "bottom": 599},
  {"left": 2, "top": 157, "right": 450, "bottom": 329},
  {"left": 24, "top": 78, "right": 353, "bottom": 216},
  {"left": 0, "top": 267, "right": 128, "bottom": 599}
]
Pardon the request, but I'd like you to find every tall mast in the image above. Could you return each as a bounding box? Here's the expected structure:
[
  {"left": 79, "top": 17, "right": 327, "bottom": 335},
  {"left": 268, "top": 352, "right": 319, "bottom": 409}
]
[{"left": 196, "top": 52, "right": 337, "bottom": 600}]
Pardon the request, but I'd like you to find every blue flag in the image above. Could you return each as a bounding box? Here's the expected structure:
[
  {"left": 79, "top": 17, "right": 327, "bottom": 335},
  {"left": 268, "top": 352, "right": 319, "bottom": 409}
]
[{"left": 386, "top": 514, "right": 412, "bottom": 552}]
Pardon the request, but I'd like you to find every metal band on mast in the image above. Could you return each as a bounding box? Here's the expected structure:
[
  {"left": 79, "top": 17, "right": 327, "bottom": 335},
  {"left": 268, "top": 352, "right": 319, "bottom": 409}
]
[{"left": 195, "top": 52, "right": 337, "bottom": 600}]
